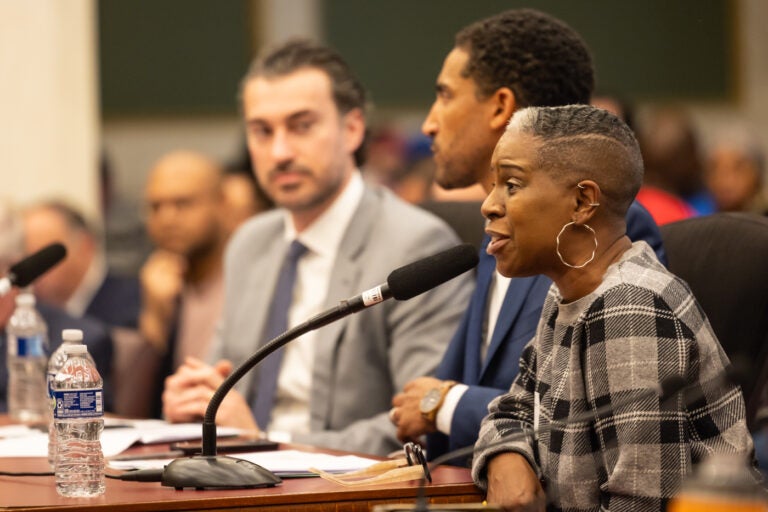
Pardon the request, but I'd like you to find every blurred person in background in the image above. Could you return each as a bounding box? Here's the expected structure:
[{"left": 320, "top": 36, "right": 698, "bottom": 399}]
[
  {"left": 705, "top": 125, "right": 767, "bottom": 214},
  {"left": 361, "top": 125, "right": 408, "bottom": 189},
  {"left": 0, "top": 200, "right": 114, "bottom": 413},
  {"left": 635, "top": 107, "right": 715, "bottom": 224},
  {"left": 23, "top": 200, "right": 140, "bottom": 330},
  {"left": 140, "top": 150, "right": 229, "bottom": 416},
  {"left": 222, "top": 144, "right": 275, "bottom": 237},
  {"left": 221, "top": 169, "right": 273, "bottom": 237},
  {"left": 591, "top": 91, "right": 636, "bottom": 131},
  {"left": 23, "top": 200, "right": 146, "bottom": 416}
]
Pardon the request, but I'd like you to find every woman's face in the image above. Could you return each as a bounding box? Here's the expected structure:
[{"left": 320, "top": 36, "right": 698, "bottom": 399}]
[{"left": 481, "top": 129, "right": 573, "bottom": 278}]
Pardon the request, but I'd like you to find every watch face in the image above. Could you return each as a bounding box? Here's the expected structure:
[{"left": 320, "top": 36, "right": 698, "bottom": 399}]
[{"left": 420, "top": 388, "right": 442, "bottom": 413}]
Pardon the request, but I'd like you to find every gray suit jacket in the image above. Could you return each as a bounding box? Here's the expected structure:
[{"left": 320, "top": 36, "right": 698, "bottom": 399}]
[{"left": 212, "top": 185, "right": 474, "bottom": 455}]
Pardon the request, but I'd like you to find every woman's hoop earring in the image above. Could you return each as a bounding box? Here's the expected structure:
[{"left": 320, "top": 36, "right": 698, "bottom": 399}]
[{"left": 556, "top": 222, "right": 598, "bottom": 269}]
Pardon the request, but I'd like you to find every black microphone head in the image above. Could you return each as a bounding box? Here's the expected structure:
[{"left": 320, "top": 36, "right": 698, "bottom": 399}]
[
  {"left": 9, "top": 242, "right": 67, "bottom": 287},
  {"left": 387, "top": 244, "right": 478, "bottom": 301}
]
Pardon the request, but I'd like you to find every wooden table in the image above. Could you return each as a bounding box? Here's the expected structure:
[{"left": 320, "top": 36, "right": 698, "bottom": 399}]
[{"left": 0, "top": 441, "right": 482, "bottom": 511}]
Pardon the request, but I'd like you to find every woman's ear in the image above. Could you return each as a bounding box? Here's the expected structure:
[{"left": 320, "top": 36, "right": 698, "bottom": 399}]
[
  {"left": 573, "top": 180, "right": 601, "bottom": 222},
  {"left": 488, "top": 87, "right": 517, "bottom": 131}
]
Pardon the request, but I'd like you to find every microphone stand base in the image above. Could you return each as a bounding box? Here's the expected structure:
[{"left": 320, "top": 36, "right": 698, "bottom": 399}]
[{"left": 161, "top": 455, "right": 282, "bottom": 490}]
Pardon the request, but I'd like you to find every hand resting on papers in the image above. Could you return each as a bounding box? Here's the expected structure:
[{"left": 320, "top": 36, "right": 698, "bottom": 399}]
[{"left": 162, "top": 356, "right": 260, "bottom": 433}]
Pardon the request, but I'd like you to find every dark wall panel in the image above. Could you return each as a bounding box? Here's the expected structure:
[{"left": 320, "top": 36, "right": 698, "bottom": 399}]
[
  {"left": 325, "top": 0, "right": 734, "bottom": 108},
  {"left": 99, "top": 0, "right": 252, "bottom": 116},
  {"left": 98, "top": 1, "right": 733, "bottom": 114}
]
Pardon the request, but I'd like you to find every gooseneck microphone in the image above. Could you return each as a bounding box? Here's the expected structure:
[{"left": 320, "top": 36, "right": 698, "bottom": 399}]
[
  {"left": 161, "top": 244, "right": 479, "bottom": 490},
  {"left": 0, "top": 243, "right": 67, "bottom": 296}
]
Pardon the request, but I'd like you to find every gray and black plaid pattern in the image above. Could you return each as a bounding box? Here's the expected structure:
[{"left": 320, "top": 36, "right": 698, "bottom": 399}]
[{"left": 473, "top": 242, "right": 752, "bottom": 512}]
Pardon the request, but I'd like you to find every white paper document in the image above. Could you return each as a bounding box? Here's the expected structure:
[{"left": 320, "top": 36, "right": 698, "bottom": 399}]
[
  {"left": 0, "top": 420, "right": 242, "bottom": 458},
  {"left": 103, "top": 419, "right": 241, "bottom": 444},
  {"left": 108, "top": 449, "right": 379, "bottom": 476},
  {"left": 0, "top": 428, "right": 139, "bottom": 458}
]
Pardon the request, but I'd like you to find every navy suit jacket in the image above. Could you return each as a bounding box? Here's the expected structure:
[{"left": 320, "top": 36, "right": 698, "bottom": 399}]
[
  {"left": 0, "top": 303, "right": 114, "bottom": 413},
  {"left": 85, "top": 273, "right": 141, "bottom": 329},
  {"left": 428, "top": 200, "right": 666, "bottom": 462}
]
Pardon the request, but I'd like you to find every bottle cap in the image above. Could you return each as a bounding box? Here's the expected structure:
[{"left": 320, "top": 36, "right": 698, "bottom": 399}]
[
  {"left": 63, "top": 344, "right": 88, "bottom": 355},
  {"left": 14, "top": 293, "right": 35, "bottom": 306},
  {"left": 62, "top": 329, "right": 84, "bottom": 342}
]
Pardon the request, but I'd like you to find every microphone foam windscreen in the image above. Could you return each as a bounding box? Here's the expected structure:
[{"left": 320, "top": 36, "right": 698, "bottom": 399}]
[
  {"left": 387, "top": 244, "right": 478, "bottom": 301},
  {"left": 10, "top": 242, "right": 67, "bottom": 287}
]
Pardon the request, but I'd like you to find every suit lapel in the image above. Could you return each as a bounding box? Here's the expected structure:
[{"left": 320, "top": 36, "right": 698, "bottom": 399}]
[{"left": 310, "top": 186, "right": 380, "bottom": 425}]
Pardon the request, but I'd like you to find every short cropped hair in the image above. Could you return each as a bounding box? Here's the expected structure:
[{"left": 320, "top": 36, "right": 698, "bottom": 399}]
[
  {"left": 240, "top": 39, "right": 368, "bottom": 165},
  {"left": 455, "top": 8, "right": 594, "bottom": 107},
  {"left": 509, "top": 105, "right": 644, "bottom": 217}
]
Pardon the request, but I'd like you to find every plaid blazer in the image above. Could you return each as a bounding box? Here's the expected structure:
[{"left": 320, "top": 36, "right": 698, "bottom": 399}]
[{"left": 472, "top": 242, "right": 753, "bottom": 512}]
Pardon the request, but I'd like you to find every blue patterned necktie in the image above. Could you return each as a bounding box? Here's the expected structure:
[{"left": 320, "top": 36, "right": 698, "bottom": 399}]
[{"left": 252, "top": 240, "right": 308, "bottom": 429}]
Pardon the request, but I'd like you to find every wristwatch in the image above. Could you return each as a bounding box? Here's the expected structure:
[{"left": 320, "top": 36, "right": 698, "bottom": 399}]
[{"left": 419, "top": 380, "right": 458, "bottom": 424}]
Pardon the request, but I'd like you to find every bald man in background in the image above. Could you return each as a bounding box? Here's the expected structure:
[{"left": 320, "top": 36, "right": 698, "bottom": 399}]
[{"left": 140, "top": 150, "right": 229, "bottom": 415}]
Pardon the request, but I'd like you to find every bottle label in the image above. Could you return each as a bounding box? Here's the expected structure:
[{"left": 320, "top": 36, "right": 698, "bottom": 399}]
[
  {"left": 13, "top": 335, "right": 46, "bottom": 357},
  {"left": 52, "top": 388, "right": 104, "bottom": 419}
]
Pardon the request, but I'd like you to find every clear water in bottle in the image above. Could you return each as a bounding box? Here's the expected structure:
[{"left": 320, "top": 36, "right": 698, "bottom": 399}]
[
  {"left": 47, "top": 329, "right": 88, "bottom": 467},
  {"left": 52, "top": 343, "right": 105, "bottom": 498},
  {"left": 6, "top": 292, "right": 48, "bottom": 424}
]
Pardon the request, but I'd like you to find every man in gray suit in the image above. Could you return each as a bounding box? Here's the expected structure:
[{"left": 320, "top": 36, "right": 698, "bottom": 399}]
[{"left": 162, "top": 39, "right": 473, "bottom": 456}]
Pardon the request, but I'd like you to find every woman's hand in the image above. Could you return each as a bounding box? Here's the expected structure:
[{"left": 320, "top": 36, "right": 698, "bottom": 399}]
[{"left": 486, "top": 452, "right": 546, "bottom": 512}]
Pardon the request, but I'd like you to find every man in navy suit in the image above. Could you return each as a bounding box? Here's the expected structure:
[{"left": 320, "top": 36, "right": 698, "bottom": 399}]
[
  {"left": 23, "top": 200, "right": 140, "bottom": 329},
  {"left": 391, "top": 8, "right": 666, "bottom": 462}
]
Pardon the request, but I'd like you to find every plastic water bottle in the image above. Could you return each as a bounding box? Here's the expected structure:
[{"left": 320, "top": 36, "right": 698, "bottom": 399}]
[
  {"left": 6, "top": 292, "right": 48, "bottom": 424},
  {"left": 52, "top": 343, "right": 105, "bottom": 497},
  {"left": 47, "top": 329, "right": 87, "bottom": 467}
]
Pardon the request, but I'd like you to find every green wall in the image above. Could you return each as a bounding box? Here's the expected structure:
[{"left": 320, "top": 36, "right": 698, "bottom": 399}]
[
  {"left": 99, "top": 0, "right": 733, "bottom": 115},
  {"left": 99, "top": 0, "right": 252, "bottom": 116},
  {"left": 326, "top": 0, "right": 734, "bottom": 108}
]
